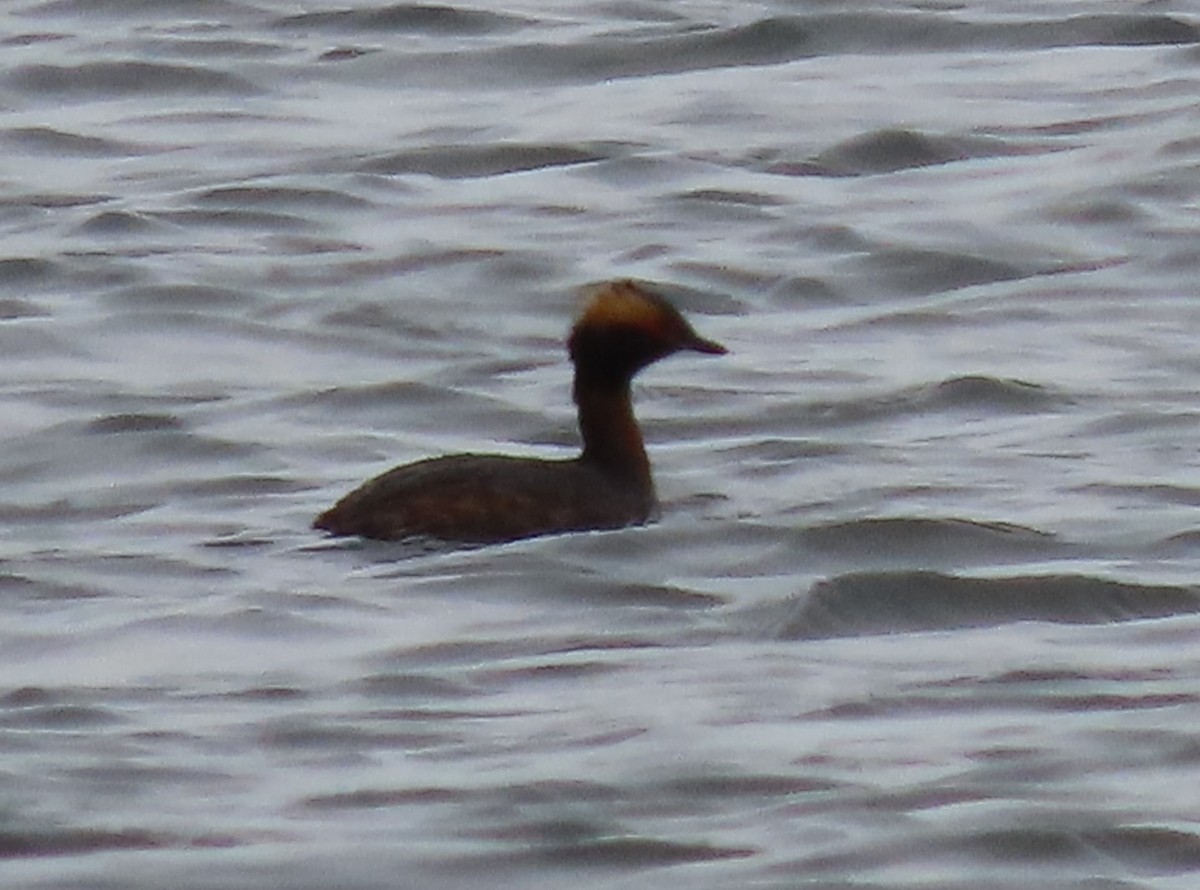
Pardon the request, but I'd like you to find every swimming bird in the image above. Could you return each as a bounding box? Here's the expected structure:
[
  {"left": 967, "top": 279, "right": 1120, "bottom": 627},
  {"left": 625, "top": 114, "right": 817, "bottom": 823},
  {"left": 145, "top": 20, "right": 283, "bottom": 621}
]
[{"left": 313, "top": 280, "right": 726, "bottom": 544}]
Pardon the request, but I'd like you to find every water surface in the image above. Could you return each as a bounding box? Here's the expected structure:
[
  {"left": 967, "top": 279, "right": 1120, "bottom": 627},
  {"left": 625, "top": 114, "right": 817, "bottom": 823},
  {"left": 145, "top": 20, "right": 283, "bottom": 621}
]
[{"left": 3, "top": 2, "right": 1200, "bottom": 887}]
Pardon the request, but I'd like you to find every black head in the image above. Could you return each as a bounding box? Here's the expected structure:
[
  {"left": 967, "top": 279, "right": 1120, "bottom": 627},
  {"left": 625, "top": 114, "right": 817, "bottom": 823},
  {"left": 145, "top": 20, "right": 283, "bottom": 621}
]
[{"left": 567, "top": 281, "right": 725, "bottom": 386}]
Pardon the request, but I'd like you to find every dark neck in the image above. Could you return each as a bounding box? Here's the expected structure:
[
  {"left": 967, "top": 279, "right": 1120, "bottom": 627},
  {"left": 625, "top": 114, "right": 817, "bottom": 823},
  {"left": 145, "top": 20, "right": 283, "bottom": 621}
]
[{"left": 573, "top": 371, "right": 652, "bottom": 492}]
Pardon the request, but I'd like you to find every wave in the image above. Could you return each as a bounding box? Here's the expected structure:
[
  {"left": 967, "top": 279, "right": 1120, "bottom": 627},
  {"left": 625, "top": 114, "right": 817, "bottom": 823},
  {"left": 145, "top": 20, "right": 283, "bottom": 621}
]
[
  {"left": 358, "top": 141, "right": 619, "bottom": 179},
  {"left": 0, "top": 126, "right": 147, "bottom": 158},
  {"left": 0, "top": 257, "right": 61, "bottom": 288},
  {"left": 192, "top": 184, "right": 372, "bottom": 212},
  {"left": 774, "top": 570, "right": 1200, "bottom": 639},
  {"left": 21, "top": 0, "right": 254, "bottom": 17},
  {"left": 766, "top": 128, "right": 1047, "bottom": 178},
  {"left": 330, "top": 12, "right": 1200, "bottom": 87},
  {"left": 6, "top": 61, "right": 258, "bottom": 97},
  {"left": 794, "top": 517, "right": 1063, "bottom": 564},
  {"left": 273, "top": 4, "right": 529, "bottom": 35},
  {"left": 756, "top": 375, "right": 1065, "bottom": 432}
]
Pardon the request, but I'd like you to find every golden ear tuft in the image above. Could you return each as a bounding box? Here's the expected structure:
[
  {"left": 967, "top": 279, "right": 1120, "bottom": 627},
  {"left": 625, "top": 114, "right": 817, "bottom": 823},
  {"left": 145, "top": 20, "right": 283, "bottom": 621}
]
[{"left": 576, "top": 280, "right": 669, "bottom": 331}]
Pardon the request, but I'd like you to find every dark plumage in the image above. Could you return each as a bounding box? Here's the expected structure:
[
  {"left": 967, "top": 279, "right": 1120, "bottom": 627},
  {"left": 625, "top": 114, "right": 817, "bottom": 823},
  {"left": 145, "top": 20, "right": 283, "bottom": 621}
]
[{"left": 313, "top": 280, "right": 726, "bottom": 544}]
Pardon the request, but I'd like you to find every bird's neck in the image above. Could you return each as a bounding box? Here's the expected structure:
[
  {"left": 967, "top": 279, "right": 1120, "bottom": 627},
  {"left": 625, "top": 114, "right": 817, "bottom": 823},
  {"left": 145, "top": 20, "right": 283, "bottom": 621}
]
[{"left": 573, "top": 372, "right": 652, "bottom": 491}]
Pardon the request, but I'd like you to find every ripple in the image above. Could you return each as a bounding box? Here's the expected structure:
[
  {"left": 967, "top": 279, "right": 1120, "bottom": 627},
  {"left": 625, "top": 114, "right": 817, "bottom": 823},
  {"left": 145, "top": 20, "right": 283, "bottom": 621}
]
[
  {"left": 773, "top": 375, "right": 1068, "bottom": 432},
  {"left": 366, "top": 12, "right": 1200, "bottom": 88},
  {"left": 0, "top": 297, "right": 49, "bottom": 319},
  {"left": 775, "top": 571, "right": 1200, "bottom": 639},
  {"left": 795, "top": 517, "right": 1063, "bottom": 562},
  {"left": 0, "top": 257, "right": 61, "bottom": 288},
  {"left": 851, "top": 247, "right": 1032, "bottom": 295},
  {"left": 273, "top": 3, "right": 531, "bottom": 35},
  {"left": 0, "top": 827, "right": 166, "bottom": 858},
  {"left": 0, "top": 702, "right": 123, "bottom": 729},
  {"left": 192, "top": 184, "right": 372, "bottom": 212},
  {"left": 75, "top": 210, "right": 170, "bottom": 237},
  {"left": 0, "top": 126, "right": 150, "bottom": 157},
  {"left": 22, "top": 0, "right": 254, "bottom": 18},
  {"left": 358, "top": 142, "right": 617, "bottom": 179},
  {"left": 767, "top": 128, "right": 1042, "bottom": 177},
  {"left": 914, "top": 375, "right": 1064, "bottom": 412},
  {"left": 6, "top": 61, "right": 259, "bottom": 97},
  {"left": 100, "top": 283, "right": 260, "bottom": 310}
]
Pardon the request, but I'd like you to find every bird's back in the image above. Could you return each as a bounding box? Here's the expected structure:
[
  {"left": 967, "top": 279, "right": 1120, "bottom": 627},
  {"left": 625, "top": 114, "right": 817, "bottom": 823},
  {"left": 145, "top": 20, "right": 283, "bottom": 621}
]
[{"left": 313, "top": 453, "right": 655, "bottom": 544}]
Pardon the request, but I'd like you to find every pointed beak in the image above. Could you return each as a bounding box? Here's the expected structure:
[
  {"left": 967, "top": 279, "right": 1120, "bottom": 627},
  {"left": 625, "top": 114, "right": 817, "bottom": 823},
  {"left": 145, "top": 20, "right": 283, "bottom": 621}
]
[{"left": 686, "top": 333, "right": 727, "bottom": 355}]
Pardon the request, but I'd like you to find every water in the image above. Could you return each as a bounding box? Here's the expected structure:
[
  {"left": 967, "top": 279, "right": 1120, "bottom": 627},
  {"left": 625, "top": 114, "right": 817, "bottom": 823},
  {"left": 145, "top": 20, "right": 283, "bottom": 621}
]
[{"left": 3, "top": 1, "right": 1200, "bottom": 886}]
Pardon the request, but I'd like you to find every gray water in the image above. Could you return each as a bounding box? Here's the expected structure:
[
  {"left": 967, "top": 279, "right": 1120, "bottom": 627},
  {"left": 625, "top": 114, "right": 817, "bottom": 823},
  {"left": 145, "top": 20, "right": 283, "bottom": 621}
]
[{"left": 4, "top": 1, "right": 1200, "bottom": 887}]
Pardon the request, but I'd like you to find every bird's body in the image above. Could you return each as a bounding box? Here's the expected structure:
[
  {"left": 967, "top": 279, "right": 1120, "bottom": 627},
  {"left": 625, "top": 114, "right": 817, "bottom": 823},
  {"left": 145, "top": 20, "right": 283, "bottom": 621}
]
[
  {"left": 313, "top": 280, "right": 725, "bottom": 544},
  {"left": 315, "top": 453, "right": 654, "bottom": 544}
]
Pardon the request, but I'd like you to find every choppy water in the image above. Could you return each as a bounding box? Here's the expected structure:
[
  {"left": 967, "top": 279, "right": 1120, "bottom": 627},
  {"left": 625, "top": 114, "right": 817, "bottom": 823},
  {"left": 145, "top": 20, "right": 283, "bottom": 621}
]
[{"left": 4, "top": 1, "right": 1200, "bottom": 887}]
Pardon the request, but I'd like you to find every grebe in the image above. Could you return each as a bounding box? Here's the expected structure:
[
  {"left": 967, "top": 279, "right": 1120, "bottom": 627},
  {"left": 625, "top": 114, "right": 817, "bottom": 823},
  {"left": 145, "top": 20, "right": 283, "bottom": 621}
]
[{"left": 313, "top": 280, "right": 726, "bottom": 544}]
